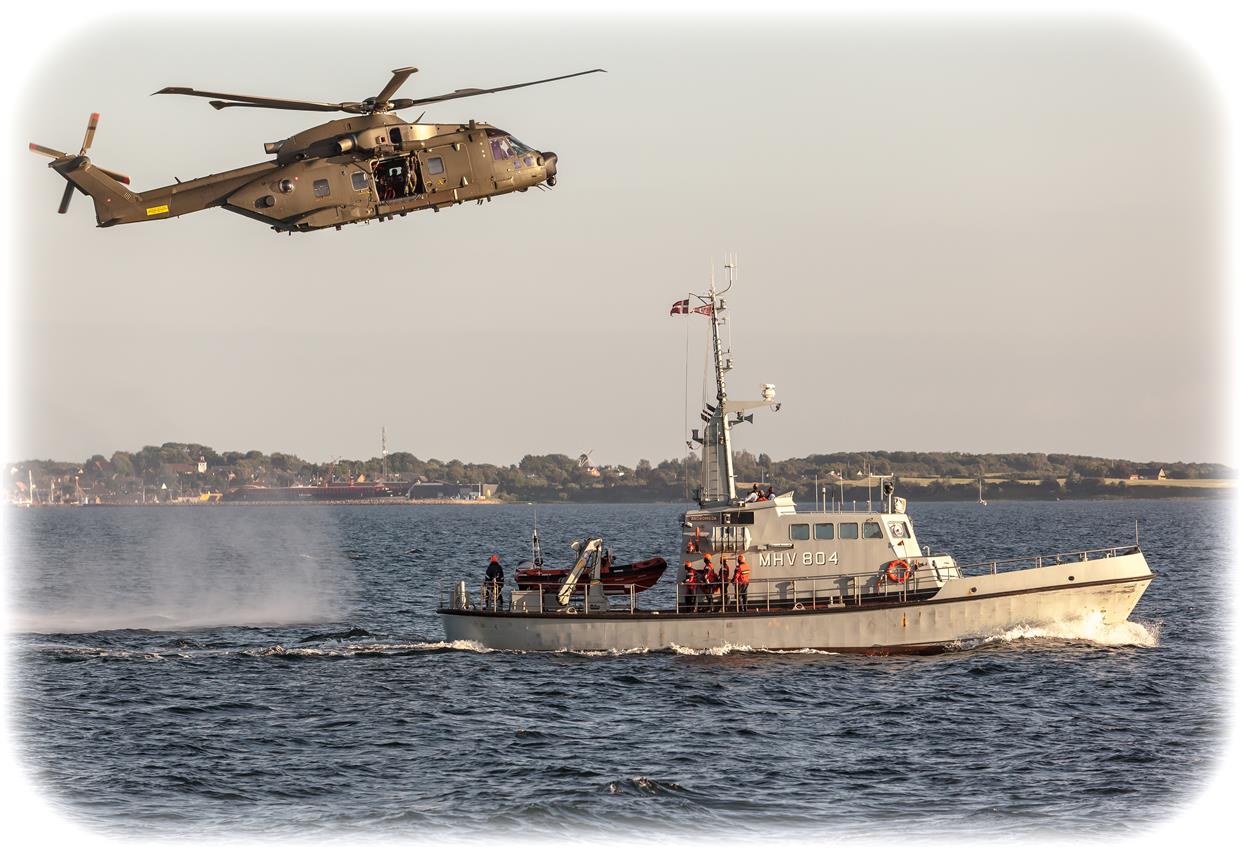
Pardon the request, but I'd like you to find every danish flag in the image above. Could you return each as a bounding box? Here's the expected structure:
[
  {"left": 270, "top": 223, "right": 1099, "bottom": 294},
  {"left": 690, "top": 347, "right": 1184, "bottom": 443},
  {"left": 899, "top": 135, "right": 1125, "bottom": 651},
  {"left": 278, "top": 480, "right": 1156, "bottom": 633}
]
[{"left": 669, "top": 298, "right": 690, "bottom": 315}]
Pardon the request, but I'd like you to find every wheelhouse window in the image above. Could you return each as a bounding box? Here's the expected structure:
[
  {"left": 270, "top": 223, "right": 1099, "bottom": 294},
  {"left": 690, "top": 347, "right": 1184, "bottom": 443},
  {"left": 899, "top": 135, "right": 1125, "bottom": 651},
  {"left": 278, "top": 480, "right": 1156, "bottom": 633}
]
[
  {"left": 789, "top": 524, "right": 810, "bottom": 541},
  {"left": 888, "top": 521, "right": 910, "bottom": 540},
  {"left": 313, "top": 179, "right": 331, "bottom": 198},
  {"left": 427, "top": 156, "right": 445, "bottom": 176},
  {"left": 351, "top": 171, "right": 369, "bottom": 191},
  {"left": 840, "top": 522, "right": 859, "bottom": 540},
  {"left": 814, "top": 523, "right": 835, "bottom": 540},
  {"left": 863, "top": 521, "right": 884, "bottom": 539}
]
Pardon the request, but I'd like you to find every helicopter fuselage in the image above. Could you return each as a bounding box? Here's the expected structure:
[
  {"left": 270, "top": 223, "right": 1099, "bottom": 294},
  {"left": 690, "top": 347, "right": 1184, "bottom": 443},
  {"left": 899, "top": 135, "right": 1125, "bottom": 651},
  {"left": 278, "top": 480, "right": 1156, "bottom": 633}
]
[{"left": 48, "top": 113, "right": 559, "bottom": 233}]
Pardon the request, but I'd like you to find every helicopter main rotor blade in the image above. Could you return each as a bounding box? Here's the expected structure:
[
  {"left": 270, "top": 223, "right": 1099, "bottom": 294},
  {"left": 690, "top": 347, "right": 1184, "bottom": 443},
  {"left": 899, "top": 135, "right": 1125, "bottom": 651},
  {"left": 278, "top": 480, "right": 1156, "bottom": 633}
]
[
  {"left": 373, "top": 66, "right": 418, "bottom": 107},
  {"left": 207, "top": 99, "right": 365, "bottom": 114},
  {"left": 394, "top": 68, "right": 606, "bottom": 109},
  {"left": 154, "top": 86, "right": 347, "bottom": 113}
]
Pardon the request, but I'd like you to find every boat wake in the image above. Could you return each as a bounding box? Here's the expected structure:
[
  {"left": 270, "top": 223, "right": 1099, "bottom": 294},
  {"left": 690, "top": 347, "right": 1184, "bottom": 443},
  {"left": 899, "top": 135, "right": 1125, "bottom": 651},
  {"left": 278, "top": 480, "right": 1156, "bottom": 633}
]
[
  {"left": 24, "top": 639, "right": 499, "bottom": 661},
  {"left": 670, "top": 643, "right": 838, "bottom": 657},
  {"left": 973, "top": 612, "right": 1161, "bottom": 649}
]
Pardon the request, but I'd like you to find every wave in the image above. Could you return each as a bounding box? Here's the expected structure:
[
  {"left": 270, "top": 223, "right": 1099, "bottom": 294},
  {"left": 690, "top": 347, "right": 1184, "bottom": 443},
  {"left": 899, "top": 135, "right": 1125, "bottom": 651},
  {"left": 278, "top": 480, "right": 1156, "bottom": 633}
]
[
  {"left": 9, "top": 607, "right": 342, "bottom": 635},
  {"left": 669, "top": 643, "right": 838, "bottom": 656},
  {"left": 971, "top": 612, "right": 1161, "bottom": 649},
  {"left": 25, "top": 639, "right": 498, "bottom": 661},
  {"left": 605, "top": 776, "right": 690, "bottom": 796}
]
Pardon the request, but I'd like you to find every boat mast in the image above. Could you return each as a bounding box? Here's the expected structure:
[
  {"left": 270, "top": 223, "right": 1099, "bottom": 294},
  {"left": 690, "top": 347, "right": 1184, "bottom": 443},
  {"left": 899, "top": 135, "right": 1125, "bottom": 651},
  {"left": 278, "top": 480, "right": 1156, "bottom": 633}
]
[{"left": 699, "top": 263, "right": 737, "bottom": 507}]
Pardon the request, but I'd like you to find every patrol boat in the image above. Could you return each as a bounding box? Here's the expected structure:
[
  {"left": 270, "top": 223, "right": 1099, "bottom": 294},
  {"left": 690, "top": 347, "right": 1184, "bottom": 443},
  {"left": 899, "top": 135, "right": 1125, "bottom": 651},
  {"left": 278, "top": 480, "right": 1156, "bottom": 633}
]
[{"left": 438, "top": 267, "right": 1155, "bottom": 653}]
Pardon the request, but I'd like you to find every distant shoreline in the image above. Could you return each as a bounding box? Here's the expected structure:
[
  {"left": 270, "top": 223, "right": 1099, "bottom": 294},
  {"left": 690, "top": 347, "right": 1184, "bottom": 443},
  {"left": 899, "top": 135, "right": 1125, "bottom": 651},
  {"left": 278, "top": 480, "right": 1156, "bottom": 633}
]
[{"left": 7, "top": 489, "right": 1231, "bottom": 509}]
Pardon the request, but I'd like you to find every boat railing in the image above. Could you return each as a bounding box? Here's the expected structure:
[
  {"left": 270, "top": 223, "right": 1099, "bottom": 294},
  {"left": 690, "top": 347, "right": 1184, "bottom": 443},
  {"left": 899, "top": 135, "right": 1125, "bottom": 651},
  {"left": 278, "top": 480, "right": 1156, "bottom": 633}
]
[
  {"left": 437, "top": 545, "right": 1140, "bottom": 615},
  {"left": 951, "top": 545, "right": 1139, "bottom": 577},
  {"left": 437, "top": 579, "right": 643, "bottom": 614}
]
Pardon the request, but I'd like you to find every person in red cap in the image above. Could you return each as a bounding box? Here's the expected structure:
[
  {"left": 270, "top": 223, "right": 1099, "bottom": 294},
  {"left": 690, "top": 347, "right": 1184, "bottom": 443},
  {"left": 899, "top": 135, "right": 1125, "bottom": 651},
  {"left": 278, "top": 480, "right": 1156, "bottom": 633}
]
[{"left": 485, "top": 554, "right": 505, "bottom": 611}]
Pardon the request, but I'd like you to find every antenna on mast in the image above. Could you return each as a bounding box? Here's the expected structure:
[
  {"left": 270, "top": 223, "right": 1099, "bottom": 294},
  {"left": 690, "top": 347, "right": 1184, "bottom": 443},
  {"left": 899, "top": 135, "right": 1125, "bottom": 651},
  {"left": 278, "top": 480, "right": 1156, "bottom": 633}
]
[{"left": 381, "top": 426, "right": 388, "bottom": 480}]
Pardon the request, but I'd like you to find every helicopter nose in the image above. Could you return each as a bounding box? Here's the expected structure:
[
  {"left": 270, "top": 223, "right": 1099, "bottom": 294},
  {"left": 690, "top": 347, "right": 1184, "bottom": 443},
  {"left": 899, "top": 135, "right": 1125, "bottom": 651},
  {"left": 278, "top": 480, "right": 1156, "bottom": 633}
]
[{"left": 542, "top": 151, "right": 558, "bottom": 186}]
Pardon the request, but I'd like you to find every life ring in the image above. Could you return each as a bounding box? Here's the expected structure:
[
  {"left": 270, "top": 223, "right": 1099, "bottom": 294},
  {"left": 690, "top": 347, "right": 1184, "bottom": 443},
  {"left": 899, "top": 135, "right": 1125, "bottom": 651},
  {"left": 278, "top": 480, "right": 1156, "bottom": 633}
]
[{"left": 886, "top": 559, "right": 912, "bottom": 584}]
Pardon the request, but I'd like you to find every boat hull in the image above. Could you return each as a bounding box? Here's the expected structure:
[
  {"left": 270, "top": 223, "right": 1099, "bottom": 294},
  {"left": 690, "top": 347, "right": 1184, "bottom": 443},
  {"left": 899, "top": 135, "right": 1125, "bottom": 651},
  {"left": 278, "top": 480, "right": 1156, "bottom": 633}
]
[{"left": 439, "top": 553, "right": 1153, "bottom": 653}]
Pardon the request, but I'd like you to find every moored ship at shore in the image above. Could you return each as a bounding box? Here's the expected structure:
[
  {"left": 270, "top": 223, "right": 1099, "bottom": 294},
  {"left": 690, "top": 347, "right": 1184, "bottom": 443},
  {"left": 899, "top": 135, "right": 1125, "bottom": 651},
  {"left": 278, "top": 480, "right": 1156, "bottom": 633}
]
[{"left": 223, "top": 481, "right": 408, "bottom": 502}]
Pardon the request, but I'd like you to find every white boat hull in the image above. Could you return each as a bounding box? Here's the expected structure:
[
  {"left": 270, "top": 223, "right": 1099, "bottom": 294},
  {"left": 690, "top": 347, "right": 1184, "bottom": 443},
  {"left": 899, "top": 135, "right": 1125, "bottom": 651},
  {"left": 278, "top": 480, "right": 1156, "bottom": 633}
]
[{"left": 438, "top": 552, "right": 1153, "bottom": 653}]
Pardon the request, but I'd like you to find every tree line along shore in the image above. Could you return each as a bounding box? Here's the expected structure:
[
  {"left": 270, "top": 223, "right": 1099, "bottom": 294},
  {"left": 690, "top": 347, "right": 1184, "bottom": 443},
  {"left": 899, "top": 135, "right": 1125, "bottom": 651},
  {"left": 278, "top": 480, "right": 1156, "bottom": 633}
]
[{"left": 6, "top": 443, "right": 1233, "bottom": 505}]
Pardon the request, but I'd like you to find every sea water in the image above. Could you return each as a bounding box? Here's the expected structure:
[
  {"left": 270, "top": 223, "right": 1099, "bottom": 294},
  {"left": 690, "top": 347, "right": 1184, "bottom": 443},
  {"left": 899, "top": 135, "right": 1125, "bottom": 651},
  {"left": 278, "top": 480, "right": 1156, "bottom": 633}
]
[{"left": 4, "top": 499, "right": 1227, "bottom": 840}]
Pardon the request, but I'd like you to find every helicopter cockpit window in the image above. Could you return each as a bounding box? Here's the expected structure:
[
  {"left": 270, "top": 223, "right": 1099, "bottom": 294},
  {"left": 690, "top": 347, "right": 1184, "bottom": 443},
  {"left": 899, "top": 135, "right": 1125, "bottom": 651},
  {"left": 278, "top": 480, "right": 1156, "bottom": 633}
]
[
  {"left": 313, "top": 179, "right": 331, "bottom": 198},
  {"left": 490, "top": 136, "right": 532, "bottom": 161}
]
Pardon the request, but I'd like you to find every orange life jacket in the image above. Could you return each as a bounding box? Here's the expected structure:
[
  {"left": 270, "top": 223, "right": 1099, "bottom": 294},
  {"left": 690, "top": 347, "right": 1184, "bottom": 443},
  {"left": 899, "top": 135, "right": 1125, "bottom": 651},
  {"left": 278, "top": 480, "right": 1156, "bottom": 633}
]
[
  {"left": 734, "top": 561, "right": 750, "bottom": 585},
  {"left": 704, "top": 566, "right": 720, "bottom": 593}
]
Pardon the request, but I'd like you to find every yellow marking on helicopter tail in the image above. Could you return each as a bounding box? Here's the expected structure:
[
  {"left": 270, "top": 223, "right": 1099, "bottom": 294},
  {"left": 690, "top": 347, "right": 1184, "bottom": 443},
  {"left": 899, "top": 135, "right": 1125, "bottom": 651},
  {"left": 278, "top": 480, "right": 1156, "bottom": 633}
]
[{"left": 146, "top": 204, "right": 169, "bottom": 216}]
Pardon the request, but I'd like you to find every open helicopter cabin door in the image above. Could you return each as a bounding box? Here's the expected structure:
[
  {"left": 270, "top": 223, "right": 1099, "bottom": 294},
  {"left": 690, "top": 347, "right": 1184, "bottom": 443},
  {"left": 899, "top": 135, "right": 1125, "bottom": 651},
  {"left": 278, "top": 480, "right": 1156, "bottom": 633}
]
[{"left": 373, "top": 156, "right": 419, "bottom": 202}]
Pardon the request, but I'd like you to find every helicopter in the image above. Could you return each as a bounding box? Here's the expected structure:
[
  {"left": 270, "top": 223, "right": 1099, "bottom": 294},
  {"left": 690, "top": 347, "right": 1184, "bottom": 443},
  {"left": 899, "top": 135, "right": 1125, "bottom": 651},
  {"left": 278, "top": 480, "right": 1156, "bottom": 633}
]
[{"left": 29, "top": 65, "right": 603, "bottom": 234}]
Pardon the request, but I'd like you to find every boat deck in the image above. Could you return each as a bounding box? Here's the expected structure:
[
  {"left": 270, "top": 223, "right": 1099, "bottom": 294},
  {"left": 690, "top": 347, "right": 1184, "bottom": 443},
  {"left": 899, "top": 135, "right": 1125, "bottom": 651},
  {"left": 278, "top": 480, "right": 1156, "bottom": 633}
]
[{"left": 440, "top": 545, "right": 1145, "bottom": 620}]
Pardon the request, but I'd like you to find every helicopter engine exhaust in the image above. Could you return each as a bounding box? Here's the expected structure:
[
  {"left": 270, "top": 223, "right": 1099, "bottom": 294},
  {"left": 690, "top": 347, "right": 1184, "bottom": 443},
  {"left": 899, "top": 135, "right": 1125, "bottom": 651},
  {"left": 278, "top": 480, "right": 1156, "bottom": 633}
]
[
  {"left": 333, "top": 135, "right": 357, "bottom": 154},
  {"left": 264, "top": 139, "right": 286, "bottom": 155}
]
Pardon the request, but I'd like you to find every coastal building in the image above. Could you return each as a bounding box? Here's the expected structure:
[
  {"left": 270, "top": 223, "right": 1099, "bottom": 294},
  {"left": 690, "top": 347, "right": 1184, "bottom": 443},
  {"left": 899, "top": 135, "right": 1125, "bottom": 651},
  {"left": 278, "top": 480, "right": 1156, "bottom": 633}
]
[{"left": 407, "top": 481, "right": 498, "bottom": 500}]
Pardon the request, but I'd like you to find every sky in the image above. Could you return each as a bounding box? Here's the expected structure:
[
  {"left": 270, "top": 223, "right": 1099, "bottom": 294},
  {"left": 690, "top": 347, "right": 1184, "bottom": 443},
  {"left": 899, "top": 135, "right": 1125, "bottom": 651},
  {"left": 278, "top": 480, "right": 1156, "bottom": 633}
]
[{"left": 3, "top": 13, "right": 1230, "bottom": 468}]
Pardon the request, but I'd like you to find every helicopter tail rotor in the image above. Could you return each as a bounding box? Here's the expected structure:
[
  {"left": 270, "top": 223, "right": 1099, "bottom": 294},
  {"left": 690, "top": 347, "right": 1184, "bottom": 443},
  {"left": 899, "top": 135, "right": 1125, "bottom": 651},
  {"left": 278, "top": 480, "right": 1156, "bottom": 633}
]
[
  {"left": 30, "top": 113, "right": 132, "bottom": 215},
  {"left": 30, "top": 113, "right": 135, "bottom": 220}
]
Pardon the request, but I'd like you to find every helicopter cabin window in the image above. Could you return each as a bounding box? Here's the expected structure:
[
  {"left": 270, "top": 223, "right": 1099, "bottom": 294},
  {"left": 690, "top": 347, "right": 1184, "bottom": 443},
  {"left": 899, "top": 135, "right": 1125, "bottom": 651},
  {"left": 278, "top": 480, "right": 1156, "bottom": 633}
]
[
  {"left": 351, "top": 171, "right": 369, "bottom": 191},
  {"left": 814, "top": 523, "right": 835, "bottom": 540},
  {"left": 789, "top": 524, "right": 810, "bottom": 541},
  {"left": 862, "top": 521, "right": 884, "bottom": 540},
  {"left": 427, "top": 156, "right": 445, "bottom": 176},
  {"left": 313, "top": 179, "right": 331, "bottom": 198},
  {"left": 390, "top": 128, "right": 402, "bottom": 147},
  {"left": 839, "top": 522, "right": 859, "bottom": 540}
]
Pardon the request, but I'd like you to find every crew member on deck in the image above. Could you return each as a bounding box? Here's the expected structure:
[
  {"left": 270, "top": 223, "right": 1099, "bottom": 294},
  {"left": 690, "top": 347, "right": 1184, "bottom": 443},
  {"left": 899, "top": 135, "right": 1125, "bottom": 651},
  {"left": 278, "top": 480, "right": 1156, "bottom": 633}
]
[
  {"left": 703, "top": 554, "right": 721, "bottom": 612},
  {"left": 684, "top": 562, "right": 701, "bottom": 612},
  {"left": 733, "top": 554, "right": 750, "bottom": 612},
  {"left": 485, "top": 554, "right": 505, "bottom": 611},
  {"left": 744, "top": 484, "right": 760, "bottom": 504}
]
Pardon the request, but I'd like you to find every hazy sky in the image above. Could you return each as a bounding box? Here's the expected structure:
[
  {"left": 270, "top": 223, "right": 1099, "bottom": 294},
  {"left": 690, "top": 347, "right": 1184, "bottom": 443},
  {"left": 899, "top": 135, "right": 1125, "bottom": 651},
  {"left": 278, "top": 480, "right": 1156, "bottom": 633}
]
[{"left": 4, "top": 15, "right": 1228, "bottom": 467}]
